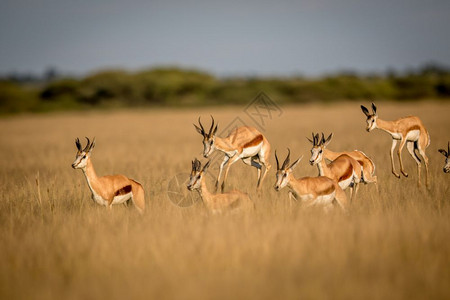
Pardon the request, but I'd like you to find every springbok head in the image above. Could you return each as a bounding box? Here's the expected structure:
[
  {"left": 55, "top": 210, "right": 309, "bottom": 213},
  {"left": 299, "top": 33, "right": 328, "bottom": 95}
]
[
  {"left": 274, "top": 149, "right": 302, "bottom": 191},
  {"left": 72, "top": 137, "right": 95, "bottom": 169},
  {"left": 361, "top": 102, "right": 378, "bottom": 132},
  {"left": 438, "top": 142, "right": 450, "bottom": 173},
  {"left": 308, "top": 132, "right": 332, "bottom": 165},
  {"left": 193, "top": 116, "right": 218, "bottom": 158},
  {"left": 187, "top": 158, "right": 211, "bottom": 191}
]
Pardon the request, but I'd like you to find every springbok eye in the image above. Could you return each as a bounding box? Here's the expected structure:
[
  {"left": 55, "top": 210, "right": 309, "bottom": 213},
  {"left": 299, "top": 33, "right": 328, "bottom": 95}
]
[{"left": 319, "top": 150, "right": 322, "bottom": 154}]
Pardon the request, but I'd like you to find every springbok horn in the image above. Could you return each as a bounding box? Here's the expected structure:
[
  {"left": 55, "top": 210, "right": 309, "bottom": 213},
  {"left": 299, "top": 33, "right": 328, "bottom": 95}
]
[
  {"left": 83, "top": 137, "right": 90, "bottom": 152},
  {"left": 282, "top": 148, "right": 291, "bottom": 170},
  {"left": 209, "top": 115, "right": 215, "bottom": 137},
  {"left": 275, "top": 150, "right": 280, "bottom": 170},
  {"left": 198, "top": 117, "right": 205, "bottom": 135}
]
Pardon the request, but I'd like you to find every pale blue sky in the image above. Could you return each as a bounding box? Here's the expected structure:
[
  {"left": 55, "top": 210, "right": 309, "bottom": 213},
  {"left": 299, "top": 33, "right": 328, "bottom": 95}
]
[{"left": 1, "top": 0, "right": 449, "bottom": 76}]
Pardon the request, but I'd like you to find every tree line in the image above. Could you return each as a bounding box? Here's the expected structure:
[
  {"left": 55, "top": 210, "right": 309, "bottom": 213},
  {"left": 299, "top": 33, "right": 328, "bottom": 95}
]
[{"left": 1, "top": 64, "right": 449, "bottom": 114}]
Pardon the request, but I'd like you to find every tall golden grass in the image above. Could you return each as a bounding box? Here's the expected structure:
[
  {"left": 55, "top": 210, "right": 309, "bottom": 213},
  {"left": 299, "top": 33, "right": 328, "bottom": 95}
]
[{"left": 0, "top": 101, "right": 449, "bottom": 299}]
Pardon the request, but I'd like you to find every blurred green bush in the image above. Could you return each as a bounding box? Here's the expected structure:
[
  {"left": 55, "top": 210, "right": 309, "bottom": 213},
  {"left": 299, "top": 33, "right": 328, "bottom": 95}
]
[{"left": 1, "top": 64, "right": 449, "bottom": 114}]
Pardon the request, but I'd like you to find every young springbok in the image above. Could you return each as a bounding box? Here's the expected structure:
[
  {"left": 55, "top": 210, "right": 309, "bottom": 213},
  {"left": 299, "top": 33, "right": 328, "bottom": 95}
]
[
  {"left": 361, "top": 102, "right": 430, "bottom": 188},
  {"left": 438, "top": 142, "right": 450, "bottom": 173},
  {"left": 187, "top": 158, "right": 255, "bottom": 214},
  {"left": 194, "top": 116, "right": 271, "bottom": 191},
  {"left": 71, "top": 137, "right": 145, "bottom": 213},
  {"left": 308, "top": 132, "right": 362, "bottom": 200},
  {"left": 311, "top": 133, "right": 378, "bottom": 189},
  {"left": 274, "top": 149, "right": 348, "bottom": 213}
]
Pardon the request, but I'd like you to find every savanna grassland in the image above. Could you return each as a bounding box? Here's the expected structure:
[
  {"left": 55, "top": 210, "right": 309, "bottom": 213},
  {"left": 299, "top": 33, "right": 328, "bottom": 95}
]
[{"left": 0, "top": 101, "right": 449, "bottom": 300}]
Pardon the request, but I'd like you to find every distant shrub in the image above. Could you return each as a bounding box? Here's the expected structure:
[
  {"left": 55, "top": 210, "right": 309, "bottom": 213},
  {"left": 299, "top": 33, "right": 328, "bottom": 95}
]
[{"left": 0, "top": 64, "right": 449, "bottom": 114}]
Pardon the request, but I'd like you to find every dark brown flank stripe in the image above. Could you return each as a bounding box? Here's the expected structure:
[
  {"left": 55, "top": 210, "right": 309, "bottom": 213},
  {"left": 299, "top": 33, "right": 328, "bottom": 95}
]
[
  {"left": 338, "top": 166, "right": 353, "bottom": 181},
  {"left": 317, "top": 184, "right": 335, "bottom": 196},
  {"left": 243, "top": 135, "right": 263, "bottom": 148},
  {"left": 115, "top": 185, "right": 132, "bottom": 196},
  {"left": 408, "top": 125, "right": 421, "bottom": 132}
]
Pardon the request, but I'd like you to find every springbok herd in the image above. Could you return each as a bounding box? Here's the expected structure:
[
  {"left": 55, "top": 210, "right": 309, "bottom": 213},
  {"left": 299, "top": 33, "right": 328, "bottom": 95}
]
[{"left": 72, "top": 102, "right": 449, "bottom": 214}]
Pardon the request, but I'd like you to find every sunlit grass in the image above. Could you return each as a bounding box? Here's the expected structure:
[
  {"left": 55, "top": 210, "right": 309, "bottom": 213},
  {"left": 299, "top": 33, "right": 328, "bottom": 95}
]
[{"left": 0, "top": 101, "right": 449, "bottom": 299}]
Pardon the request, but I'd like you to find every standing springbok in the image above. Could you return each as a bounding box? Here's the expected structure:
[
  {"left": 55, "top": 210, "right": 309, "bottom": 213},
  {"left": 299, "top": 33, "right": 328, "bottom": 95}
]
[
  {"left": 187, "top": 158, "right": 255, "bottom": 214},
  {"left": 361, "top": 102, "right": 430, "bottom": 188},
  {"left": 309, "top": 132, "right": 362, "bottom": 200},
  {"left": 438, "top": 142, "right": 450, "bottom": 173},
  {"left": 193, "top": 116, "right": 271, "bottom": 191},
  {"left": 274, "top": 149, "right": 348, "bottom": 213},
  {"left": 313, "top": 133, "right": 378, "bottom": 189},
  {"left": 71, "top": 137, "right": 145, "bottom": 213}
]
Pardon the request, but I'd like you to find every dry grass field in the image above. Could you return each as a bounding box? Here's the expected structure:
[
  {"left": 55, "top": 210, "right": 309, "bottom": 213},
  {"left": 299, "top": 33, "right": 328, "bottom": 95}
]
[{"left": 0, "top": 101, "right": 449, "bottom": 299}]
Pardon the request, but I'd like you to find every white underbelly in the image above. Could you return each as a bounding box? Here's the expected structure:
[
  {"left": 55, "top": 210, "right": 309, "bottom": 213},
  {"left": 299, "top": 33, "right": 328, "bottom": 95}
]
[
  {"left": 406, "top": 130, "right": 420, "bottom": 141},
  {"left": 339, "top": 175, "right": 354, "bottom": 190},
  {"left": 92, "top": 192, "right": 108, "bottom": 206},
  {"left": 240, "top": 143, "right": 262, "bottom": 157},
  {"left": 112, "top": 192, "right": 132, "bottom": 204},
  {"left": 297, "top": 192, "right": 334, "bottom": 206},
  {"left": 391, "top": 132, "right": 402, "bottom": 140}
]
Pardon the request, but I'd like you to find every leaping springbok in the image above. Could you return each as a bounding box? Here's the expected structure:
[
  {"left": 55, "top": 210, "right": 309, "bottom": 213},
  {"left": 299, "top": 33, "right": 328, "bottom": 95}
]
[
  {"left": 438, "top": 142, "right": 450, "bottom": 173},
  {"left": 361, "top": 102, "right": 430, "bottom": 188},
  {"left": 308, "top": 132, "right": 362, "bottom": 200},
  {"left": 71, "top": 137, "right": 145, "bottom": 213},
  {"left": 187, "top": 158, "right": 255, "bottom": 214},
  {"left": 313, "top": 133, "right": 378, "bottom": 189},
  {"left": 193, "top": 116, "right": 271, "bottom": 191},
  {"left": 274, "top": 149, "right": 348, "bottom": 213}
]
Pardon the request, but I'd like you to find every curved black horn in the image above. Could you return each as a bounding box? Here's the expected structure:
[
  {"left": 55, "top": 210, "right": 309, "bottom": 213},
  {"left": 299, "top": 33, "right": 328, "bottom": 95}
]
[
  {"left": 83, "top": 137, "right": 90, "bottom": 152},
  {"left": 198, "top": 117, "right": 205, "bottom": 134},
  {"left": 282, "top": 148, "right": 291, "bottom": 170},
  {"left": 275, "top": 150, "right": 280, "bottom": 170},
  {"left": 209, "top": 115, "right": 215, "bottom": 136}
]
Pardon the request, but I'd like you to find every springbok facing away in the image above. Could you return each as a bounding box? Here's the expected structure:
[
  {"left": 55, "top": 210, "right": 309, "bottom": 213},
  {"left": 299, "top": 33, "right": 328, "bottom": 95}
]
[
  {"left": 193, "top": 116, "right": 271, "bottom": 191},
  {"left": 438, "top": 142, "right": 450, "bottom": 173},
  {"left": 309, "top": 133, "right": 362, "bottom": 200},
  {"left": 71, "top": 137, "right": 145, "bottom": 213},
  {"left": 314, "top": 133, "right": 378, "bottom": 189},
  {"left": 361, "top": 102, "right": 430, "bottom": 188},
  {"left": 187, "top": 158, "right": 255, "bottom": 214},
  {"left": 274, "top": 149, "right": 348, "bottom": 213}
]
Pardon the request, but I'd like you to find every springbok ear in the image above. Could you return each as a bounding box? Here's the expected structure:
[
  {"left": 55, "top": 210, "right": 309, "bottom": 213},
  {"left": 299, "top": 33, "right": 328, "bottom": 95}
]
[
  {"left": 202, "top": 160, "right": 211, "bottom": 173},
  {"left": 438, "top": 149, "right": 448, "bottom": 157},
  {"left": 88, "top": 138, "right": 96, "bottom": 152},
  {"left": 323, "top": 133, "right": 333, "bottom": 146},
  {"left": 361, "top": 105, "right": 370, "bottom": 117},
  {"left": 193, "top": 124, "right": 204, "bottom": 136},
  {"left": 371, "top": 103, "right": 377, "bottom": 115},
  {"left": 212, "top": 124, "right": 218, "bottom": 136},
  {"left": 289, "top": 156, "right": 303, "bottom": 171},
  {"left": 75, "top": 138, "right": 82, "bottom": 151}
]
